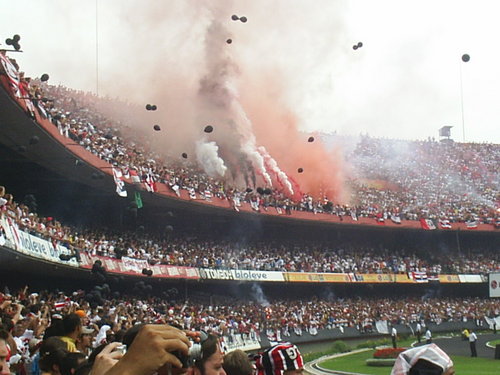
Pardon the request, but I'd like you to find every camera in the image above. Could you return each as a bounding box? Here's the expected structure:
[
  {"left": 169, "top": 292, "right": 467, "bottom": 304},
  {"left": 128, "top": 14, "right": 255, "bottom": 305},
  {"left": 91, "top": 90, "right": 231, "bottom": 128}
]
[
  {"left": 174, "top": 331, "right": 207, "bottom": 368},
  {"left": 116, "top": 344, "right": 127, "bottom": 355}
]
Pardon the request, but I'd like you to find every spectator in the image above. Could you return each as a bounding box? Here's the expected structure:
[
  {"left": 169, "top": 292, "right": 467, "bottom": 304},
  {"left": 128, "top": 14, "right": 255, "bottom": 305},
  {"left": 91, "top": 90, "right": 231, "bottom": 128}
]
[
  {"left": 60, "top": 314, "right": 83, "bottom": 353},
  {"left": 223, "top": 350, "right": 253, "bottom": 375},
  {"left": 0, "top": 330, "right": 11, "bottom": 375},
  {"left": 60, "top": 352, "right": 86, "bottom": 375},
  {"left": 255, "top": 343, "right": 303, "bottom": 375},
  {"left": 191, "top": 333, "right": 226, "bottom": 375},
  {"left": 39, "top": 336, "right": 68, "bottom": 375},
  {"left": 76, "top": 327, "right": 95, "bottom": 357}
]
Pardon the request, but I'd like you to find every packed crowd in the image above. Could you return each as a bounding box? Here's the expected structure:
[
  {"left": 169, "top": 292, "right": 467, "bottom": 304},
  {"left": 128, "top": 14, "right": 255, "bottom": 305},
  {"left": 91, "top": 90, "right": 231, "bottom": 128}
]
[
  {"left": 2, "top": 36, "right": 492, "bottom": 375},
  {"left": 1, "top": 57, "right": 498, "bottom": 225},
  {"left": 2, "top": 186, "right": 499, "bottom": 275},
  {"left": 0, "top": 284, "right": 498, "bottom": 374},
  {"left": 0, "top": 286, "right": 224, "bottom": 375},
  {"left": 350, "top": 137, "right": 499, "bottom": 224}
]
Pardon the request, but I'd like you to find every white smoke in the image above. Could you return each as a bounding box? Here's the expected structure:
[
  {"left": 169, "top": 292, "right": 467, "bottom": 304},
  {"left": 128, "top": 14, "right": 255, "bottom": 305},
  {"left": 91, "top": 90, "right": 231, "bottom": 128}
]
[
  {"left": 258, "top": 146, "right": 294, "bottom": 195},
  {"left": 197, "top": 17, "right": 278, "bottom": 188},
  {"left": 195, "top": 140, "right": 227, "bottom": 178},
  {"left": 231, "top": 98, "right": 273, "bottom": 186},
  {"left": 250, "top": 283, "right": 270, "bottom": 307}
]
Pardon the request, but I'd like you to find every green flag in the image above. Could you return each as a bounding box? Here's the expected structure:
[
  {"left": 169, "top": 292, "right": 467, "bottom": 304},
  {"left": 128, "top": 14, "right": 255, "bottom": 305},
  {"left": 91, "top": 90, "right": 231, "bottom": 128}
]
[{"left": 135, "top": 191, "right": 143, "bottom": 209}]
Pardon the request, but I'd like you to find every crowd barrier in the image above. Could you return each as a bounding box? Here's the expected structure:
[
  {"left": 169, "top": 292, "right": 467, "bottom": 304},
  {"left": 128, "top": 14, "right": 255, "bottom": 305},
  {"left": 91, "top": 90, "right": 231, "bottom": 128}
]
[
  {"left": 0, "top": 215, "right": 490, "bottom": 284},
  {"left": 258, "top": 320, "right": 496, "bottom": 347}
]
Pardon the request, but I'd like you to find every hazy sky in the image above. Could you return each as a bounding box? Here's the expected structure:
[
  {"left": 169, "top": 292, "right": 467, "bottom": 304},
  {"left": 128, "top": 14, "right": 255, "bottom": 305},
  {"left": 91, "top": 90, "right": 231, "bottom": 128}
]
[{"left": 2, "top": 0, "right": 500, "bottom": 143}]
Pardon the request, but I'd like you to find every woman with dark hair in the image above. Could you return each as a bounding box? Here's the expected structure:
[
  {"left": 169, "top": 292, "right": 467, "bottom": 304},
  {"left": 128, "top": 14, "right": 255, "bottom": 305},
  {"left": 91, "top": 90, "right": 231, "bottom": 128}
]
[
  {"left": 39, "top": 337, "right": 68, "bottom": 375},
  {"left": 60, "top": 352, "right": 87, "bottom": 375},
  {"left": 191, "top": 334, "right": 226, "bottom": 375}
]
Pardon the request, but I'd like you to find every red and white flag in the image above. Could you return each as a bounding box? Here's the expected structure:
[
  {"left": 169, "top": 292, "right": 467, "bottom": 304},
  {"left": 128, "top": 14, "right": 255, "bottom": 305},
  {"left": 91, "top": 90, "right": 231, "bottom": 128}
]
[
  {"left": 53, "top": 301, "right": 67, "bottom": 310},
  {"left": 122, "top": 167, "right": 130, "bottom": 180},
  {"left": 409, "top": 271, "right": 428, "bottom": 283},
  {"left": 391, "top": 214, "right": 402, "bottom": 224},
  {"left": 188, "top": 188, "right": 197, "bottom": 200},
  {"left": 6, "top": 217, "right": 20, "bottom": 246},
  {"left": 130, "top": 169, "right": 141, "bottom": 184},
  {"left": 439, "top": 219, "right": 452, "bottom": 229},
  {"left": 0, "top": 225, "right": 5, "bottom": 247},
  {"left": 427, "top": 274, "right": 440, "bottom": 282},
  {"left": 112, "top": 168, "right": 127, "bottom": 197},
  {"left": 376, "top": 213, "right": 385, "bottom": 225},
  {"left": 420, "top": 218, "right": 436, "bottom": 230},
  {"left": 466, "top": 220, "right": 478, "bottom": 229},
  {"left": 0, "top": 53, "right": 21, "bottom": 97},
  {"left": 350, "top": 211, "right": 358, "bottom": 221},
  {"left": 144, "top": 174, "right": 157, "bottom": 193}
]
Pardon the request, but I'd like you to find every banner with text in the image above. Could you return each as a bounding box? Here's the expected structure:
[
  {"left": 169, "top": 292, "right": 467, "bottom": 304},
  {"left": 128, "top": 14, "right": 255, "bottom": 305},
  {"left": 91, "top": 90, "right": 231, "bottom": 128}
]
[
  {"left": 439, "top": 274, "right": 460, "bottom": 283},
  {"left": 353, "top": 274, "right": 398, "bottom": 283},
  {"left": 78, "top": 253, "right": 199, "bottom": 279},
  {"left": 198, "top": 269, "right": 284, "bottom": 282},
  {"left": 1, "top": 216, "right": 78, "bottom": 267},
  {"left": 223, "top": 334, "right": 261, "bottom": 352},
  {"left": 284, "top": 272, "right": 353, "bottom": 283}
]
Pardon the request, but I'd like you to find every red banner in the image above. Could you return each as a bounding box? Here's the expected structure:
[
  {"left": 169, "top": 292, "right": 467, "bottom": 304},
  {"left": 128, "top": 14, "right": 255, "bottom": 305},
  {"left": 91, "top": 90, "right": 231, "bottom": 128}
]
[{"left": 79, "top": 253, "right": 199, "bottom": 279}]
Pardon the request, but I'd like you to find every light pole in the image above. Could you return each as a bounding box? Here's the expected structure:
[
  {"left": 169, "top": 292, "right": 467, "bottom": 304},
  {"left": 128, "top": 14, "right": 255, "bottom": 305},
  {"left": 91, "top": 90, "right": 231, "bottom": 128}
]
[{"left": 460, "top": 54, "right": 470, "bottom": 142}]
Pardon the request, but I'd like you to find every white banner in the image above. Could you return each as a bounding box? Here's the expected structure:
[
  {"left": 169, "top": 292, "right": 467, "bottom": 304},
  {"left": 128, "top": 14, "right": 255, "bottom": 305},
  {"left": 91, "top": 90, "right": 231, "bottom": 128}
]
[
  {"left": 231, "top": 270, "right": 284, "bottom": 282},
  {"left": 0, "top": 53, "right": 21, "bottom": 97},
  {"left": 223, "top": 333, "right": 261, "bottom": 352},
  {"left": 489, "top": 273, "right": 500, "bottom": 298},
  {"left": 375, "top": 320, "right": 389, "bottom": 334},
  {"left": 1, "top": 215, "right": 78, "bottom": 266},
  {"left": 198, "top": 269, "right": 285, "bottom": 281},
  {"left": 459, "top": 274, "right": 484, "bottom": 283},
  {"left": 484, "top": 316, "right": 500, "bottom": 329},
  {"left": 121, "top": 256, "right": 149, "bottom": 274},
  {"left": 198, "top": 268, "right": 234, "bottom": 280}
]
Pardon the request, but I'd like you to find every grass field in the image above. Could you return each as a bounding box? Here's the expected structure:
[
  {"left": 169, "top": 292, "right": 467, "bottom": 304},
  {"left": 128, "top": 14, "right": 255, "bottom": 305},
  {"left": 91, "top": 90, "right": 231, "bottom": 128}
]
[{"left": 319, "top": 349, "right": 500, "bottom": 375}]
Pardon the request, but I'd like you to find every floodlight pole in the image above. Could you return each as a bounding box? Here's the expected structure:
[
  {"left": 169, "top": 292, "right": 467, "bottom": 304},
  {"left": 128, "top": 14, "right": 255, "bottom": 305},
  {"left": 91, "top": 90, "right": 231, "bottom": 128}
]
[
  {"left": 459, "top": 61, "right": 466, "bottom": 143},
  {"left": 95, "top": 0, "right": 99, "bottom": 97}
]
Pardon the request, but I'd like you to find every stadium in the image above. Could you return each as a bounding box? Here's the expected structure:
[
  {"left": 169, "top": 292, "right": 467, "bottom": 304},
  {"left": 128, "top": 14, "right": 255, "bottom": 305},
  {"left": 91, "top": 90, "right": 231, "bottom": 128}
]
[{"left": 0, "top": 2, "right": 499, "bottom": 375}]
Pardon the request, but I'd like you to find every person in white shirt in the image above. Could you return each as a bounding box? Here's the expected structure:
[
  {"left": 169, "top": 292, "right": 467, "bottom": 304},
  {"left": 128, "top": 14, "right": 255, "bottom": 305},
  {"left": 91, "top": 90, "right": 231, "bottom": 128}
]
[
  {"left": 415, "top": 322, "right": 422, "bottom": 343},
  {"left": 468, "top": 330, "right": 478, "bottom": 357},
  {"left": 391, "top": 326, "right": 398, "bottom": 348},
  {"left": 425, "top": 328, "right": 432, "bottom": 344}
]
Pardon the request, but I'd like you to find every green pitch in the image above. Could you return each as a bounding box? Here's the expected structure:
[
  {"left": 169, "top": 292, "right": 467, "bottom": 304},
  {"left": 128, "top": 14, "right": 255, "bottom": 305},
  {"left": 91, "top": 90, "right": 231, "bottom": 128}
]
[{"left": 319, "top": 349, "right": 499, "bottom": 375}]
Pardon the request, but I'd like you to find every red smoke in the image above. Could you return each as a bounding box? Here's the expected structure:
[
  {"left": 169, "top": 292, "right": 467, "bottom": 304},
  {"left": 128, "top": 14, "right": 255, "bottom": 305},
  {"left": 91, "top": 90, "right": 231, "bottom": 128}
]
[{"left": 236, "top": 71, "right": 346, "bottom": 202}]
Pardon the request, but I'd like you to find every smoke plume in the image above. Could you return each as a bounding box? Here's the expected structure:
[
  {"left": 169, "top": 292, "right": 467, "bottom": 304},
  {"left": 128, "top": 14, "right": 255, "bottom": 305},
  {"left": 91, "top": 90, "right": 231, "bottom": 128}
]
[
  {"left": 18, "top": 0, "right": 348, "bottom": 202},
  {"left": 195, "top": 140, "right": 227, "bottom": 178},
  {"left": 250, "top": 283, "right": 270, "bottom": 307}
]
